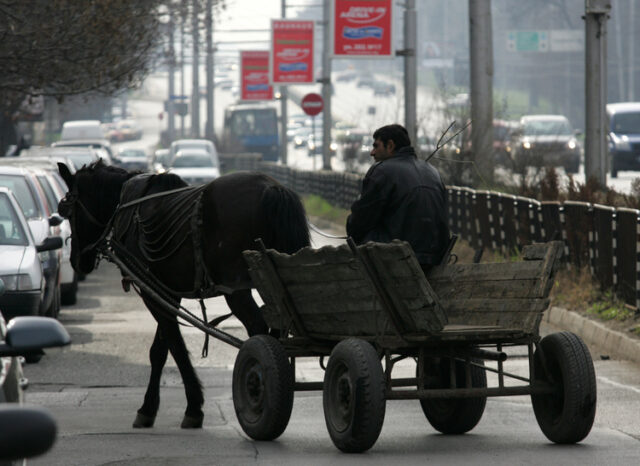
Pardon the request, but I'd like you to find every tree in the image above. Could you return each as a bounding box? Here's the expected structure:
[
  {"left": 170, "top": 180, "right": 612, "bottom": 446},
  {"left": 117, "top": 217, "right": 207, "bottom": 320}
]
[{"left": 0, "top": 0, "right": 164, "bottom": 155}]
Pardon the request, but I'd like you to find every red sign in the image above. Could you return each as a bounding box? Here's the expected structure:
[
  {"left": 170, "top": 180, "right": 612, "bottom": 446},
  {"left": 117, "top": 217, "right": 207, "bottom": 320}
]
[
  {"left": 240, "top": 51, "right": 273, "bottom": 101},
  {"left": 270, "top": 19, "right": 315, "bottom": 84},
  {"left": 301, "top": 93, "right": 324, "bottom": 116},
  {"left": 331, "top": 0, "right": 393, "bottom": 58}
]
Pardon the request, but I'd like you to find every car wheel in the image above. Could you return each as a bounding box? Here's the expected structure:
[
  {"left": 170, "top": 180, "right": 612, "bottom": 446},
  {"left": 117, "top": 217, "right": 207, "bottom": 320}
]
[{"left": 61, "top": 273, "right": 78, "bottom": 306}]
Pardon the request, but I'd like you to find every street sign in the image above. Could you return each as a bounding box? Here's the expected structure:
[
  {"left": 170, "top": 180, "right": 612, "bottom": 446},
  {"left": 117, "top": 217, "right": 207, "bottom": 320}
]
[
  {"left": 240, "top": 51, "right": 273, "bottom": 101},
  {"left": 507, "top": 31, "right": 549, "bottom": 52},
  {"left": 270, "top": 19, "right": 315, "bottom": 85},
  {"left": 301, "top": 93, "right": 323, "bottom": 116},
  {"left": 331, "top": 0, "right": 393, "bottom": 58}
]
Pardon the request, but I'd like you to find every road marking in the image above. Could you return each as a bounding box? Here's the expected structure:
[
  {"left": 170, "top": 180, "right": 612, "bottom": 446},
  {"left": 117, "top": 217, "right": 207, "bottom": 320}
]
[{"left": 598, "top": 375, "right": 640, "bottom": 395}]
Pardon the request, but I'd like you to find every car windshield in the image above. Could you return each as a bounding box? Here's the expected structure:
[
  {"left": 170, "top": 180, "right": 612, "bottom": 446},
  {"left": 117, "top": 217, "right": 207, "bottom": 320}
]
[
  {"left": 0, "top": 175, "right": 41, "bottom": 219},
  {"left": 0, "top": 194, "right": 28, "bottom": 246},
  {"left": 611, "top": 112, "right": 640, "bottom": 134},
  {"left": 523, "top": 119, "right": 572, "bottom": 136},
  {"left": 171, "top": 155, "right": 215, "bottom": 168}
]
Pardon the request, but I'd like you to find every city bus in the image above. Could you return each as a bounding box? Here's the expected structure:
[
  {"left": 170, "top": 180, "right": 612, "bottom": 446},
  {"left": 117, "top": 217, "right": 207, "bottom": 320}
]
[{"left": 220, "top": 103, "right": 279, "bottom": 162}]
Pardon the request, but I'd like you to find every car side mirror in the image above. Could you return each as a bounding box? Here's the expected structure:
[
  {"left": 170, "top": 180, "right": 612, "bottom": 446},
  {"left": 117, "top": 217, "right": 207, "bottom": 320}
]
[
  {"left": 48, "top": 214, "right": 64, "bottom": 227},
  {"left": 0, "top": 405, "right": 57, "bottom": 460},
  {"left": 0, "top": 316, "right": 71, "bottom": 356},
  {"left": 36, "top": 236, "right": 63, "bottom": 252},
  {"left": 574, "top": 129, "right": 583, "bottom": 136}
]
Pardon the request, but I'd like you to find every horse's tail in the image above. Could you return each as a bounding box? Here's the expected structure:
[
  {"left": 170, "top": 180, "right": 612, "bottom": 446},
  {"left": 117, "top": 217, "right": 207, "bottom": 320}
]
[{"left": 259, "top": 183, "right": 310, "bottom": 254}]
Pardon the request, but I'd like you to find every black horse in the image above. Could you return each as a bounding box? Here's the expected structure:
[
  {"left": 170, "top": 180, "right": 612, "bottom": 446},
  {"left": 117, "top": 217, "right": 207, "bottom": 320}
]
[{"left": 57, "top": 160, "right": 310, "bottom": 429}]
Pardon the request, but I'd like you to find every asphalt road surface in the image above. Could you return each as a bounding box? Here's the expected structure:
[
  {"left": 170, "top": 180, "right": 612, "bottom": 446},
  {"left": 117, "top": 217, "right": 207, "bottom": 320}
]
[{"left": 20, "top": 228, "right": 640, "bottom": 465}]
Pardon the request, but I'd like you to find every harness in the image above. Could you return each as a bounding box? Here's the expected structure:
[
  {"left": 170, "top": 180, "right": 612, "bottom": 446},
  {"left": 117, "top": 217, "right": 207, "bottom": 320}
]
[{"left": 59, "top": 176, "right": 231, "bottom": 356}]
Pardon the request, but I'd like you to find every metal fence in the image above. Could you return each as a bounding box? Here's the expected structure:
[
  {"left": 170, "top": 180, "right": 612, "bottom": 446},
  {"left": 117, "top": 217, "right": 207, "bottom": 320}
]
[{"left": 219, "top": 154, "right": 640, "bottom": 309}]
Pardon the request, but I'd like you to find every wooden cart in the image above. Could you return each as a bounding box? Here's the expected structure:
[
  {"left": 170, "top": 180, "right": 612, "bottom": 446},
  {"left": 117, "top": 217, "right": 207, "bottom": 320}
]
[{"left": 234, "top": 239, "right": 597, "bottom": 453}]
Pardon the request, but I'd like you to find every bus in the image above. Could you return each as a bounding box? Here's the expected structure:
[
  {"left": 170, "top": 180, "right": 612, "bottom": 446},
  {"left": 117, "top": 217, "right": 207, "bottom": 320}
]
[{"left": 220, "top": 103, "right": 279, "bottom": 162}]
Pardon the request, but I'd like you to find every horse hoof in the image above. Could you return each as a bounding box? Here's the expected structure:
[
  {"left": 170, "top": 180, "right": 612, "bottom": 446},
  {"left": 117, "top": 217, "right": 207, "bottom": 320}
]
[
  {"left": 133, "top": 412, "right": 155, "bottom": 428},
  {"left": 181, "top": 413, "right": 203, "bottom": 429}
]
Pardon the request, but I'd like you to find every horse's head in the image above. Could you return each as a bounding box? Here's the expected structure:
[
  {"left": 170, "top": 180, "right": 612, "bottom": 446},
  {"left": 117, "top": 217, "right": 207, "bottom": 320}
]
[{"left": 57, "top": 161, "right": 125, "bottom": 274}]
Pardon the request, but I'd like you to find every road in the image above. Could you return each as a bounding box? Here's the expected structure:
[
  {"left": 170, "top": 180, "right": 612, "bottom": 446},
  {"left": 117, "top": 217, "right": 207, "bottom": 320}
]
[{"left": 19, "top": 225, "right": 640, "bottom": 465}]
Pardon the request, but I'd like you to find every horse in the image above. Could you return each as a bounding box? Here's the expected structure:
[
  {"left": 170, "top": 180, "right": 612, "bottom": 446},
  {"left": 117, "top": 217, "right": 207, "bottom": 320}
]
[{"left": 57, "top": 160, "right": 310, "bottom": 429}]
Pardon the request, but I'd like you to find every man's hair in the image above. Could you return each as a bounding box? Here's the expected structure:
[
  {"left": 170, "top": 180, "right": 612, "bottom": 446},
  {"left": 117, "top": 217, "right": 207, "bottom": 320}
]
[{"left": 372, "top": 124, "right": 411, "bottom": 150}]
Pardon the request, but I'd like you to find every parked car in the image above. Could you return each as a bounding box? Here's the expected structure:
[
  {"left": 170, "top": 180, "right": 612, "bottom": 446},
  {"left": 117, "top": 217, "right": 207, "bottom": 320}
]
[
  {"left": 511, "top": 115, "right": 582, "bottom": 174},
  {"left": 113, "top": 147, "right": 148, "bottom": 172},
  {"left": 22, "top": 145, "right": 110, "bottom": 170},
  {"left": 115, "top": 119, "right": 143, "bottom": 141},
  {"left": 167, "top": 149, "right": 220, "bottom": 185},
  {"left": 60, "top": 120, "right": 104, "bottom": 141},
  {"left": 0, "top": 167, "right": 63, "bottom": 318},
  {"left": 169, "top": 139, "right": 217, "bottom": 163},
  {"left": 51, "top": 138, "right": 115, "bottom": 162},
  {"left": 356, "top": 76, "right": 376, "bottom": 88},
  {"left": 150, "top": 148, "right": 171, "bottom": 173},
  {"left": 0, "top": 189, "right": 62, "bottom": 323},
  {"left": 607, "top": 102, "right": 640, "bottom": 177}
]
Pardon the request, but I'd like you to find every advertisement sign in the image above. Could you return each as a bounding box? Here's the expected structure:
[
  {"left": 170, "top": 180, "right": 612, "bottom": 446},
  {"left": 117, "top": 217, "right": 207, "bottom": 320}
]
[
  {"left": 240, "top": 51, "right": 273, "bottom": 101},
  {"left": 331, "top": 0, "right": 393, "bottom": 58},
  {"left": 270, "top": 19, "right": 314, "bottom": 84}
]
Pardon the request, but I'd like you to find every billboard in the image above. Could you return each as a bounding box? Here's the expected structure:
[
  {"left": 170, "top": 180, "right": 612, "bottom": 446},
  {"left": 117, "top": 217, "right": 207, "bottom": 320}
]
[
  {"left": 240, "top": 51, "right": 273, "bottom": 101},
  {"left": 331, "top": 0, "right": 393, "bottom": 58},
  {"left": 270, "top": 19, "right": 315, "bottom": 84}
]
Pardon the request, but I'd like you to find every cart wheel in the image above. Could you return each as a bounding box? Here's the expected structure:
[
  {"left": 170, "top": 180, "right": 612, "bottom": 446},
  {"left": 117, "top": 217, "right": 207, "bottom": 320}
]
[
  {"left": 232, "top": 335, "right": 294, "bottom": 441},
  {"left": 531, "top": 332, "right": 596, "bottom": 444},
  {"left": 419, "top": 357, "right": 487, "bottom": 434},
  {"left": 323, "top": 338, "right": 385, "bottom": 453}
]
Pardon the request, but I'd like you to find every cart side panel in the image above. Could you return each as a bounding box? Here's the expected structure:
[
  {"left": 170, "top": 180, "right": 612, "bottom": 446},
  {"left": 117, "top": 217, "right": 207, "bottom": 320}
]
[{"left": 244, "top": 242, "right": 446, "bottom": 337}]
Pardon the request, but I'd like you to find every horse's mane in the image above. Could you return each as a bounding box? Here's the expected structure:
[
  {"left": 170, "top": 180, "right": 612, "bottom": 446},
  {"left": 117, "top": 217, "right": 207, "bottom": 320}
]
[{"left": 77, "top": 159, "right": 142, "bottom": 211}]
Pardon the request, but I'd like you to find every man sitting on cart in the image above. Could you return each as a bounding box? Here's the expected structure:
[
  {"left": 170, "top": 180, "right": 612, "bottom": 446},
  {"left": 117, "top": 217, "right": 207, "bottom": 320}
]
[{"left": 346, "top": 123, "right": 450, "bottom": 272}]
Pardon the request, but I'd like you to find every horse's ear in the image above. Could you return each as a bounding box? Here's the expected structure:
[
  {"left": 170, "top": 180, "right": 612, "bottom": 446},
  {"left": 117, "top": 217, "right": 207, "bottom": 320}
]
[{"left": 58, "top": 163, "right": 74, "bottom": 189}]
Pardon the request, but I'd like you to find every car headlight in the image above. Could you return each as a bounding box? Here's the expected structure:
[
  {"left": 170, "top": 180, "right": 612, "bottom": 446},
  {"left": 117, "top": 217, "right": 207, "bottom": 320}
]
[
  {"left": 567, "top": 139, "right": 577, "bottom": 150},
  {"left": 522, "top": 140, "right": 531, "bottom": 150},
  {"left": 612, "top": 134, "right": 632, "bottom": 151},
  {"left": 0, "top": 274, "right": 34, "bottom": 291},
  {"left": 330, "top": 142, "right": 338, "bottom": 151},
  {"left": 309, "top": 142, "right": 316, "bottom": 150}
]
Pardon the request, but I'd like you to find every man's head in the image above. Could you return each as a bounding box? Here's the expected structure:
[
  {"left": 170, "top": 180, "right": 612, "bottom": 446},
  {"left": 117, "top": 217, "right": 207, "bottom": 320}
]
[{"left": 370, "top": 124, "right": 411, "bottom": 162}]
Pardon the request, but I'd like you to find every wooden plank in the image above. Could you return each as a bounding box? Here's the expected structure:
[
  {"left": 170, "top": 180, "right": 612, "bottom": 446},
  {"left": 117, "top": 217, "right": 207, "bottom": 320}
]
[
  {"left": 427, "top": 260, "right": 545, "bottom": 282},
  {"left": 432, "top": 278, "right": 544, "bottom": 299}
]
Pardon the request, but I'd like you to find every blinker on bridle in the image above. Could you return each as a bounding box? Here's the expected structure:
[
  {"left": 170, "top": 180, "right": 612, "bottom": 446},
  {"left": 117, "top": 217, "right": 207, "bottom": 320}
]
[{"left": 59, "top": 190, "right": 107, "bottom": 228}]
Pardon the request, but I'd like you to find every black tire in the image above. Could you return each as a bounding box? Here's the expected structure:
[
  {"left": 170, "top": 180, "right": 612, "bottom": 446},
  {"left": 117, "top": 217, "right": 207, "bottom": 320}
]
[
  {"left": 25, "top": 352, "right": 44, "bottom": 364},
  {"left": 531, "top": 332, "right": 596, "bottom": 444},
  {"left": 232, "top": 335, "right": 294, "bottom": 441},
  {"left": 323, "top": 338, "right": 385, "bottom": 453},
  {"left": 611, "top": 160, "right": 618, "bottom": 178},
  {"left": 419, "top": 357, "right": 487, "bottom": 434},
  {"left": 61, "top": 274, "right": 78, "bottom": 305},
  {"left": 565, "top": 160, "right": 580, "bottom": 174}
]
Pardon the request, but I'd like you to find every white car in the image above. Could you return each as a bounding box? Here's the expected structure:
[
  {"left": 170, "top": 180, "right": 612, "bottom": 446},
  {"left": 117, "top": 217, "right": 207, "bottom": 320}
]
[
  {"left": 167, "top": 149, "right": 220, "bottom": 185},
  {"left": 0, "top": 188, "right": 61, "bottom": 321},
  {"left": 169, "top": 139, "right": 217, "bottom": 164}
]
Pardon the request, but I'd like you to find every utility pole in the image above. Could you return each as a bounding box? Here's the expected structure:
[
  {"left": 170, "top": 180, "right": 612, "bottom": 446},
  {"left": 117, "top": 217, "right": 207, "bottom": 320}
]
[
  {"left": 321, "top": 0, "right": 332, "bottom": 170},
  {"left": 468, "top": 0, "right": 494, "bottom": 185},
  {"left": 205, "top": 0, "right": 215, "bottom": 142},
  {"left": 191, "top": 0, "right": 200, "bottom": 138},
  {"left": 584, "top": 0, "right": 610, "bottom": 185},
  {"left": 628, "top": 1, "right": 635, "bottom": 101},
  {"left": 167, "top": 7, "right": 176, "bottom": 145},
  {"left": 280, "top": 0, "right": 288, "bottom": 165},
  {"left": 180, "top": 7, "right": 186, "bottom": 138},
  {"left": 403, "top": 0, "right": 417, "bottom": 145}
]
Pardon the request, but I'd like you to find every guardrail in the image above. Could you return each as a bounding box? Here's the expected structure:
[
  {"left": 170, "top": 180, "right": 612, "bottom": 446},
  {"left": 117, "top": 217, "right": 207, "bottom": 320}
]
[{"left": 219, "top": 153, "right": 640, "bottom": 310}]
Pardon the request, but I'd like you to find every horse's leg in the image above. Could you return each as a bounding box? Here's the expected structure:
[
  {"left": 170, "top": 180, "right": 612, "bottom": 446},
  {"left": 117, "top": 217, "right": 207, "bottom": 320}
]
[
  {"left": 140, "top": 294, "right": 205, "bottom": 428},
  {"left": 224, "top": 289, "right": 268, "bottom": 336},
  {"left": 133, "top": 325, "right": 168, "bottom": 428}
]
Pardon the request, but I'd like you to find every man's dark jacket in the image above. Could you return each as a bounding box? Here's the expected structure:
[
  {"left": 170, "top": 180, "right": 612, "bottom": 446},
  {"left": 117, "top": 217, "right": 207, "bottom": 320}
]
[{"left": 346, "top": 146, "right": 450, "bottom": 266}]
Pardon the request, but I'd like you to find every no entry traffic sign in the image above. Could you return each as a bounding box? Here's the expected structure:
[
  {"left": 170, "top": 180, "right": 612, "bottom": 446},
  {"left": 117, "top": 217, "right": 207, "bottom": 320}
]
[{"left": 301, "top": 93, "right": 324, "bottom": 116}]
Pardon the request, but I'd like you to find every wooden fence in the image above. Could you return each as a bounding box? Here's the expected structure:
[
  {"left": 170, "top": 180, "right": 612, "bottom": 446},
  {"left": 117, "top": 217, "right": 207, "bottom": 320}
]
[{"left": 219, "top": 153, "right": 640, "bottom": 310}]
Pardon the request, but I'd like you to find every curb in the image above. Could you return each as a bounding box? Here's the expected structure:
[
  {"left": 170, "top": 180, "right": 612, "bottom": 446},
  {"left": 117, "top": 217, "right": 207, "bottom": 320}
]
[{"left": 544, "top": 306, "right": 640, "bottom": 365}]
